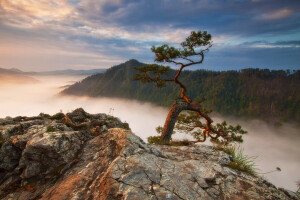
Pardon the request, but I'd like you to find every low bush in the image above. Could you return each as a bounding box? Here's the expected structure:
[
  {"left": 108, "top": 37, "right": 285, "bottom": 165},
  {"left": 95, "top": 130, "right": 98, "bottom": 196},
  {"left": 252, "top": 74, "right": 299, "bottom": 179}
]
[{"left": 215, "top": 144, "right": 258, "bottom": 176}]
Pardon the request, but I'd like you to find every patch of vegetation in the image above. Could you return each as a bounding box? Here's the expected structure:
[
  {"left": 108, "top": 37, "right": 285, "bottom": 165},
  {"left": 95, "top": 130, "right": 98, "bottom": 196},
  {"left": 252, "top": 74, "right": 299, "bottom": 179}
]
[
  {"left": 46, "top": 126, "right": 56, "bottom": 132},
  {"left": 107, "top": 116, "right": 116, "bottom": 121},
  {"left": 148, "top": 136, "right": 192, "bottom": 146},
  {"left": 39, "top": 112, "right": 51, "bottom": 118},
  {"left": 148, "top": 136, "right": 164, "bottom": 145},
  {"left": 121, "top": 122, "right": 130, "bottom": 130},
  {"left": 296, "top": 180, "right": 300, "bottom": 198},
  {"left": 215, "top": 144, "right": 258, "bottom": 176},
  {"left": 50, "top": 112, "right": 65, "bottom": 120}
]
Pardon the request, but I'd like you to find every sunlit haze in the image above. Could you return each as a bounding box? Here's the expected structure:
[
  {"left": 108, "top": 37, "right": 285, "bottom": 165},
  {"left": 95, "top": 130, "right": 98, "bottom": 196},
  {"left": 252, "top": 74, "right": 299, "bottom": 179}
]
[{"left": 0, "top": 75, "right": 299, "bottom": 191}]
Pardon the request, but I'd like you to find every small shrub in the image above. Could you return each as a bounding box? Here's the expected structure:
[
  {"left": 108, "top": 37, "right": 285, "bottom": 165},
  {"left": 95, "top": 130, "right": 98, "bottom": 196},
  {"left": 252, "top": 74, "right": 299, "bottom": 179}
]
[
  {"left": 121, "top": 122, "right": 130, "bottom": 130},
  {"left": 215, "top": 144, "right": 258, "bottom": 176},
  {"left": 39, "top": 112, "right": 51, "bottom": 118},
  {"left": 107, "top": 116, "right": 116, "bottom": 121},
  {"left": 147, "top": 136, "right": 162, "bottom": 144},
  {"left": 46, "top": 126, "right": 56, "bottom": 132},
  {"left": 50, "top": 112, "right": 65, "bottom": 120}
]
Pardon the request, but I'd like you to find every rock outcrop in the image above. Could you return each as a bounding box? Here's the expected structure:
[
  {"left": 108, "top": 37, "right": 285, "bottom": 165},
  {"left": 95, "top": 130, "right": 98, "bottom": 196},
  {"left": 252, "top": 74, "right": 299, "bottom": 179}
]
[{"left": 0, "top": 109, "right": 298, "bottom": 200}]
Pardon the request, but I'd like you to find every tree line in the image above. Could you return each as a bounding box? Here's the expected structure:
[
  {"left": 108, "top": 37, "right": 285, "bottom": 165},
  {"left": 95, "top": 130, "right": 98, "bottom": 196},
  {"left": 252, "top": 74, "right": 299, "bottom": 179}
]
[{"left": 63, "top": 59, "right": 300, "bottom": 125}]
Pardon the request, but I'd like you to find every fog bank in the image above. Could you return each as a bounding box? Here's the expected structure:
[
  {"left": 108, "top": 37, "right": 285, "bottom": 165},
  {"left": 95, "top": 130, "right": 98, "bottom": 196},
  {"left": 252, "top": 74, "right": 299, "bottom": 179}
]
[{"left": 0, "top": 75, "right": 299, "bottom": 191}]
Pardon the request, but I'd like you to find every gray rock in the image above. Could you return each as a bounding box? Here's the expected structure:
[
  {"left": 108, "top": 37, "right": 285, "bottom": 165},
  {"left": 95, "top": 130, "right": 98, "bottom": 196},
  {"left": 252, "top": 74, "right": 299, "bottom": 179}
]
[
  {"left": 0, "top": 142, "right": 21, "bottom": 171},
  {"left": 0, "top": 110, "right": 296, "bottom": 200},
  {"left": 1, "top": 120, "right": 44, "bottom": 139},
  {"left": 101, "top": 125, "right": 108, "bottom": 132},
  {"left": 36, "top": 128, "right": 294, "bottom": 200},
  {"left": 19, "top": 130, "right": 87, "bottom": 178}
]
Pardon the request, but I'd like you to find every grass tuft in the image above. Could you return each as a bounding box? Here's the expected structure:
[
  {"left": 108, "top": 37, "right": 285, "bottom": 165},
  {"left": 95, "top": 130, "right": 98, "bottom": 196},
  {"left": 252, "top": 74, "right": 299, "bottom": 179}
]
[{"left": 215, "top": 144, "right": 258, "bottom": 176}]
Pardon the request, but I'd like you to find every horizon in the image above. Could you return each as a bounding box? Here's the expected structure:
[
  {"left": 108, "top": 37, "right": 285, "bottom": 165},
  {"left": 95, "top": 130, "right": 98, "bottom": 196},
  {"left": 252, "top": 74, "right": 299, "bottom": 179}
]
[
  {"left": 0, "top": 0, "right": 300, "bottom": 71},
  {"left": 1, "top": 58, "right": 299, "bottom": 73}
]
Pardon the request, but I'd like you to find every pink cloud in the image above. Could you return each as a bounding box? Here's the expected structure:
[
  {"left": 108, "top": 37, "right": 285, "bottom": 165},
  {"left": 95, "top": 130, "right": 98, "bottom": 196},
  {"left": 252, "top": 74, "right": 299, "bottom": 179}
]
[{"left": 262, "top": 8, "right": 293, "bottom": 20}]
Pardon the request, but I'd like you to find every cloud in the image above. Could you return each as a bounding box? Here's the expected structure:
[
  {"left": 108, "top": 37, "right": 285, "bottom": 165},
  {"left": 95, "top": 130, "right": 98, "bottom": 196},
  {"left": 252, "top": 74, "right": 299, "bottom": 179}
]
[
  {"left": 0, "top": 0, "right": 73, "bottom": 28},
  {"left": 261, "top": 8, "right": 293, "bottom": 20},
  {"left": 201, "top": 43, "right": 300, "bottom": 70},
  {"left": 241, "top": 40, "right": 300, "bottom": 48},
  {"left": 0, "top": 0, "right": 299, "bottom": 70}
]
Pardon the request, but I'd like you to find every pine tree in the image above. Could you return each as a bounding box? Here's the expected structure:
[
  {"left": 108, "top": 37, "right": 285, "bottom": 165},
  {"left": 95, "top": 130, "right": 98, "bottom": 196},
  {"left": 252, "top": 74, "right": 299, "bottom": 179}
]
[{"left": 134, "top": 31, "right": 247, "bottom": 144}]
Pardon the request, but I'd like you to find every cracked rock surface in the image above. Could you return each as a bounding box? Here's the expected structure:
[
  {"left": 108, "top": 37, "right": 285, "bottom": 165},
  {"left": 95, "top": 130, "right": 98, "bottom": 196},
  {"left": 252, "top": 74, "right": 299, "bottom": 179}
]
[{"left": 0, "top": 110, "right": 297, "bottom": 200}]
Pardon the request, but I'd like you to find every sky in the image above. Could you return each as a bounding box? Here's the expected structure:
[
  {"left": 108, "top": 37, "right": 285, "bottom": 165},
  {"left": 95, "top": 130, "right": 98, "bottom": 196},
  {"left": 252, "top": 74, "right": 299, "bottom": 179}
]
[{"left": 0, "top": 0, "right": 299, "bottom": 71}]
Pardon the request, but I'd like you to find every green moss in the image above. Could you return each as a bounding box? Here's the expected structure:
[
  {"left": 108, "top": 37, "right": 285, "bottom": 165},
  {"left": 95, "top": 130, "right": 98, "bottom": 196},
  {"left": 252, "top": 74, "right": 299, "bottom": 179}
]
[
  {"left": 39, "top": 112, "right": 51, "bottom": 118},
  {"left": 46, "top": 126, "right": 56, "bottom": 132},
  {"left": 50, "top": 112, "right": 65, "bottom": 120},
  {"left": 107, "top": 116, "right": 116, "bottom": 121},
  {"left": 121, "top": 122, "right": 130, "bottom": 130},
  {"left": 43, "top": 114, "right": 51, "bottom": 118}
]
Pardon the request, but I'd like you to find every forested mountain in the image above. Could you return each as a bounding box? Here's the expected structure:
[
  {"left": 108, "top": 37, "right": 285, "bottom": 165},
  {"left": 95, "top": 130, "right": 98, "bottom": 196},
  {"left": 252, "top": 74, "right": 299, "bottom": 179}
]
[{"left": 62, "top": 59, "right": 300, "bottom": 124}]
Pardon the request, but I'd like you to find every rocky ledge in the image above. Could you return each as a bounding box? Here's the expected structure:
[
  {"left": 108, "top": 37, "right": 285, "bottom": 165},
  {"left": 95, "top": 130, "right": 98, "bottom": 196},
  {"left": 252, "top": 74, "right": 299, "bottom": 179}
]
[{"left": 0, "top": 109, "right": 298, "bottom": 200}]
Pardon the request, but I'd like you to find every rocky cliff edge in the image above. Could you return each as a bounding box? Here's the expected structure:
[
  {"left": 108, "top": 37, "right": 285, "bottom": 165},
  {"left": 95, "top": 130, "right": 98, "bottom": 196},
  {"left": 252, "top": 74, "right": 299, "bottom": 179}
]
[{"left": 0, "top": 109, "right": 298, "bottom": 200}]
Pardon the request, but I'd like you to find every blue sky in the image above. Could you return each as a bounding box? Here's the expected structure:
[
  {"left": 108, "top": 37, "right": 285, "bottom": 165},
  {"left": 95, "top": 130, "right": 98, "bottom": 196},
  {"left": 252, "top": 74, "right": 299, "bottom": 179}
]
[{"left": 0, "top": 0, "right": 299, "bottom": 71}]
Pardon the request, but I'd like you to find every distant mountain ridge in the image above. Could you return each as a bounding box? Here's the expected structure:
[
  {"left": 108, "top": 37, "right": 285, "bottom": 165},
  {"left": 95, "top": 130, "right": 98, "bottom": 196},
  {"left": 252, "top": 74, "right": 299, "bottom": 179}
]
[
  {"left": 0, "top": 68, "right": 39, "bottom": 84},
  {"left": 0, "top": 67, "right": 106, "bottom": 85},
  {"left": 34, "top": 68, "right": 106, "bottom": 76},
  {"left": 0, "top": 68, "right": 24, "bottom": 75},
  {"left": 62, "top": 59, "right": 300, "bottom": 124},
  {"left": 0, "top": 67, "right": 106, "bottom": 76}
]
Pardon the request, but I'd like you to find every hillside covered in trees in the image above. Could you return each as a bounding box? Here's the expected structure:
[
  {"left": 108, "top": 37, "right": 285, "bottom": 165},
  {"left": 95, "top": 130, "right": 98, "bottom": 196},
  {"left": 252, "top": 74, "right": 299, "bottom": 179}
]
[{"left": 62, "top": 59, "right": 300, "bottom": 124}]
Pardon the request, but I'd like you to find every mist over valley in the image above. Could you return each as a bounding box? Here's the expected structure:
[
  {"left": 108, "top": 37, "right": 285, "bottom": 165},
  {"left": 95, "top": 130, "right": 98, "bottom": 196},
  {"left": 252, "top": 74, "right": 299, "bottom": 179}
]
[{"left": 0, "top": 75, "right": 299, "bottom": 191}]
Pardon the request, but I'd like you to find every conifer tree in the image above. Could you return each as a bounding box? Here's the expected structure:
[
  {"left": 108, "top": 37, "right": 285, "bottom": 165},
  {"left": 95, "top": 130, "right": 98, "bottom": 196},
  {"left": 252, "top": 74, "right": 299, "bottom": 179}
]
[{"left": 134, "top": 31, "right": 246, "bottom": 144}]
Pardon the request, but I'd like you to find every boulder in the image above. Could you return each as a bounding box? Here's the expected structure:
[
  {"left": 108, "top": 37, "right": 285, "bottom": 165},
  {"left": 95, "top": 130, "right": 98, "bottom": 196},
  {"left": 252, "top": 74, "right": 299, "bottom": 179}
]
[
  {"left": 0, "top": 110, "right": 296, "bottom": 200},
  {"left": 18, "top": 130, "right": 87, "bottom": 179}
]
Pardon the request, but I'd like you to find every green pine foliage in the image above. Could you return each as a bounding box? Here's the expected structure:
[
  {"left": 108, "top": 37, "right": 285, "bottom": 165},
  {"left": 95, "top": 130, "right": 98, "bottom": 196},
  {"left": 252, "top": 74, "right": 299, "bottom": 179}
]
[{"left": 175, "top": 111, "right": 247, "bottom": 144}]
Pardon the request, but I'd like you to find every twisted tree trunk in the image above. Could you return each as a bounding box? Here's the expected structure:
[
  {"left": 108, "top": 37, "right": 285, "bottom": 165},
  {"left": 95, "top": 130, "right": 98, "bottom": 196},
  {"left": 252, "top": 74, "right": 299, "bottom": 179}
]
[
  {"left": 161, "top": 99, "right": 190, "bottom": 142},
  {"left": 160, "top": 98, "right": 215, "bottom": 143}
]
